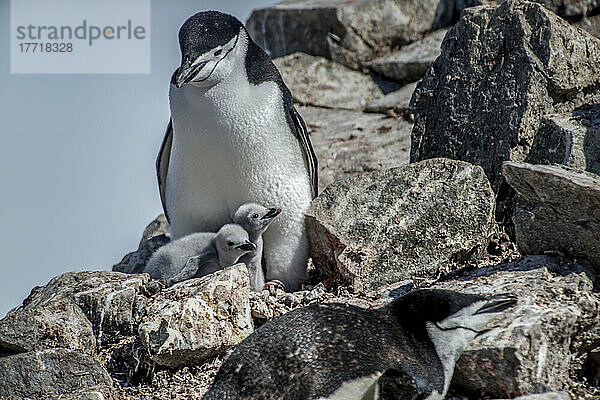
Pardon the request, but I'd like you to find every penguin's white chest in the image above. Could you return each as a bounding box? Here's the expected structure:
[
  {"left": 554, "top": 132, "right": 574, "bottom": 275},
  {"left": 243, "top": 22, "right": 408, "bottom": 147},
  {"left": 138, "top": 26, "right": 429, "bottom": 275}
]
[{"left": 167, "top": 76, "right": 309, "bottom": 238}]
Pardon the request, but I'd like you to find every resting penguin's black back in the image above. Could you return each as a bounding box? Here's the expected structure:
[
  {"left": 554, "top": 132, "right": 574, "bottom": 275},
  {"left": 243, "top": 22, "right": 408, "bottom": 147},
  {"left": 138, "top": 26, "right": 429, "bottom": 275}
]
[{"left": 202, "top": 302, "right": 444, "bottom": 400}]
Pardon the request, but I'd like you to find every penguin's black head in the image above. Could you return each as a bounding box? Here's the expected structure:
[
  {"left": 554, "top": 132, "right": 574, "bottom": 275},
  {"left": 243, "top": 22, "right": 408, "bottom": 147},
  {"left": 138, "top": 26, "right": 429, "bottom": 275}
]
[
  {"left": 173, "top": 11, "right": 244, "bottom": 88},
  {"left": 388, "top": 289, "right": 517, "bottom": 338},
  {"left": 387, "top": 289, "right": 516, "bottom": 394}
]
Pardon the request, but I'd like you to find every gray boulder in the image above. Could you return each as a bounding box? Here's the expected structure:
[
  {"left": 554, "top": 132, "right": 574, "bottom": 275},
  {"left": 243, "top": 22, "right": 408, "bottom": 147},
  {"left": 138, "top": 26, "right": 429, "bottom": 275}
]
[
  {"left": 364, "top": 81, "right": 418, "bottom": 114},
  {"left": 246, "top": 0, "right": 458, "bottom": 70},
  {"left": 0, "top": 301, "right": 95, "bottom": 354},
  {"left": 410, "top": 0, "right": 600, "bottom": 188},
  {"left": 0, "top": 349, "right": 113, "bottom": 399},
  {"left": 139, "top": 213, "right": 170, "bottom": 246},
  {"left": 10, "top": 271, "right": 149, "bottom": 347},
  {"left": 299, "top": 105, "right": 412, "bottom": 191},
  {"left": 435, "top": 255, "right": 599, "bottom": 398},
  {"left": 528, "top": 105, "right": 600, "bottom": 175},
  {"left": 368, "top": 29, "right": 447, "bottom": 83},
  {"left": 306, "top": 158, "right": 495, "bottom": 292},
  {"left": 274, "top": 53, "right": 384, "bottom": 110},
  {"left": 502, "top": 161, "right": 600, "bottom": 270},
  {"left": 138, "top": 264, "right": 253, "bottom": 367}
]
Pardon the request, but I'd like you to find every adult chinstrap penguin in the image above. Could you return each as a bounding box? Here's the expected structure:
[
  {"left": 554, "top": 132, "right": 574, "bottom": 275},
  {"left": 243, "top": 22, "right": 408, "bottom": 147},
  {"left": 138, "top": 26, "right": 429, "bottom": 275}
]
[
  {"left": 157, "top": 11, "right": 318, "bottom": 291},
  {"left": 201, "top": 289, "right": 517, "bottom": 400}
]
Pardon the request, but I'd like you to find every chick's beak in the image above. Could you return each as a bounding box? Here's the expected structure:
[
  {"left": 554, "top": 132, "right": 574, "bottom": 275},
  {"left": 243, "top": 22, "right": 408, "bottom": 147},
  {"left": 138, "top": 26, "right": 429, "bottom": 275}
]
[{"left": 236, "top": 241, "right": 257, "bottom": 252}]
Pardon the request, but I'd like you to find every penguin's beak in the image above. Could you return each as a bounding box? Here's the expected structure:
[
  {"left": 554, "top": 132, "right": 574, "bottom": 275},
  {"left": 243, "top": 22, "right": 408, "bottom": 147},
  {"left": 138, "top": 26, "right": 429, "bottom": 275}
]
[
  {"left": 236, "top": 241, "right": 256, "bottom": 252},
  {"left": 174, "top": 60, "right": 208, "bottom": 88},
  {"left": 474, "top": 294, "right": 517, "bottom": 315},
  {"left": 262, "top": 208, "right": 282, "bottom": 220}
]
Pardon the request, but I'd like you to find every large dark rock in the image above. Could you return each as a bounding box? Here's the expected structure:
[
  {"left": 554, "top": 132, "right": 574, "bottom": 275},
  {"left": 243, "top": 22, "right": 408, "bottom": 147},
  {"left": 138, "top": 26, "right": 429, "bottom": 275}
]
[
  {"left": 410, "top": 0, "right": 600, "bottom": 188},
  {"left": 306, "top": 158, "right": 495, "bottom": 292},
  {"left": 527, "top": 104, "right": 600, "bottom": 175},
  {"left": 437, "top": 255, "right": 600, "bottom": 398},
  {"left": 246, "top": 0, "right": 460, "bottom": 70},
  {"left": 274, "top": 53, "right": 384, "bottom": 110},
  {"left": 0, "top": 349, "right": 113, "bottom": 399},
  {"left": 138, "top": 264, "right": 253, "bottom": 368},
  {"left": 502, "top": 161, "right": 600, "bottom": 270},
  {"left": 300, "top": 105, "right": 412, "bottom": 191}
]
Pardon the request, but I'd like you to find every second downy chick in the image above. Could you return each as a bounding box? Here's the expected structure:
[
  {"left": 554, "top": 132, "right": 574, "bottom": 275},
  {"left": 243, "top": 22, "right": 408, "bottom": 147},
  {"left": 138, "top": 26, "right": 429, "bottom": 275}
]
[{"left": 233, "top": 203, "right": 281, "bottom": 291}]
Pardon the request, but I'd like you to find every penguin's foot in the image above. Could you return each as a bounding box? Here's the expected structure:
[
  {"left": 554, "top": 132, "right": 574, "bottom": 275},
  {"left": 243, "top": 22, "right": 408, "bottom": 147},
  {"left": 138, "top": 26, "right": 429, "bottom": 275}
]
[{"left": 264, "top": 280, "right": 285, "bottom": 294}]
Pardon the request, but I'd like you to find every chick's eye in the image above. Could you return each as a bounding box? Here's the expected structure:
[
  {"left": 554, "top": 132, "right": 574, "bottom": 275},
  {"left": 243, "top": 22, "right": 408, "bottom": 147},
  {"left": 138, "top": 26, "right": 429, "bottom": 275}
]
[
  {"left": 214, "top": 49, "right": 222, "bottom": 56},
  {"left": 227, "top": 241, "right": 234, "bottom": 246},
  {"left": 252, "top": 214, "right": 259, "bottom": 219}
]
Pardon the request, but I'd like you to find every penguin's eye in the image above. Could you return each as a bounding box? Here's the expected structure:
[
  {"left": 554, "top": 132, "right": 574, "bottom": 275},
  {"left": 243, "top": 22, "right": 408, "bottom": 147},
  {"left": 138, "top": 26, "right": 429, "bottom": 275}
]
[
  {"left": 252, "top": 214, "right": 259, "bottom": 219},
  {"left": 214, "top": 49, "right": 222, "bottom": 56},
  {"left": 227, "top": 241, "right": 234, "bottom": 246}
]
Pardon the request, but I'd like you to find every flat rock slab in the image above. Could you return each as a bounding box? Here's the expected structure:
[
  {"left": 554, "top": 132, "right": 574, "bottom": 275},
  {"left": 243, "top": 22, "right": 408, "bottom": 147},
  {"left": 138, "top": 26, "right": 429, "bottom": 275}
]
[
  {"left": 364, "top": 81, "right": 418, "bottom": 114},
  {"left": 528, "top": 105, "right": 600, "bottom": 175},
  {"left": 138, "top": 264, "right": 253, "bottom": 367},
  {"left": 246, "top": 0, "right": 455, "bottom": 70},
  {"left": 502, "top": 161, "right": 600, "bottom": 270},
  {"left": 0, "top": 349, "right": 113, "bottom": 399},
  {"left": 435, "top": 255, "right": 599, "bottom": 398},
  {"left": 369, "top": 29, "right": 447, "bottom": 83},
  {"left": 410, "top": 1, "right": 600, "bottom": 189},
  {"left": 299, "top": 105, "right": 412, "bottom": 192},
  {"left": 274, "top": 53, "right": 384, "bottom": 110},
  {"left": 306, "top": 158, "right": 495, "bottom": 292}
]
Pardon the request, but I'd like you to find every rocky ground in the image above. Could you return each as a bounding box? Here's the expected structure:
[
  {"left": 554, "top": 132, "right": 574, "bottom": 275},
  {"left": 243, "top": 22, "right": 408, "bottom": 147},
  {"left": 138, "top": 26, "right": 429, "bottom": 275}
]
[{"left": 2, "top": 0, "right": 600, "bottom": 399}]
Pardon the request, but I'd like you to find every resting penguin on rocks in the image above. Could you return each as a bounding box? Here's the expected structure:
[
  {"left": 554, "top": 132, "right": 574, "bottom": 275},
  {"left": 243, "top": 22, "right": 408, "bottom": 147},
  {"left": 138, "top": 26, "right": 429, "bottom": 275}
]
[
  {"left": 157, "top": 11, "right": 318, "bottom": 291},
  {"left": 143, "top": 224, "right": 255, "bottom": 284},
  {"left": 232, "top": 203, "right": 282, "bottom": 291},
  {"left": 201, "top": 289, "right": 517, "bottom": 400}
]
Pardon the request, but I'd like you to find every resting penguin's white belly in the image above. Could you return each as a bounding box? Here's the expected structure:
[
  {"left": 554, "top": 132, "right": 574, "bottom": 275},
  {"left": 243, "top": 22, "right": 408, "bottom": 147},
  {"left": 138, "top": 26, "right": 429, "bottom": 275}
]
[{"left": 166, "top": 71, "right": 312, "bottom": 242}]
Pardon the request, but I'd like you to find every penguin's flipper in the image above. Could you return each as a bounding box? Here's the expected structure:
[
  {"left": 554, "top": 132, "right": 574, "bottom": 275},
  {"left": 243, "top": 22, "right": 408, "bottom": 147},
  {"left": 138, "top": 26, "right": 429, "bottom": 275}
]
[
  {"left": 289, "top": 106, "right": 319, "bottom": 198},
  {"left": 156, "top": 120, "right": 173, "bottom": 222},
  {"left": 168, "top": 250, "right": 214, "bottom": 284}
]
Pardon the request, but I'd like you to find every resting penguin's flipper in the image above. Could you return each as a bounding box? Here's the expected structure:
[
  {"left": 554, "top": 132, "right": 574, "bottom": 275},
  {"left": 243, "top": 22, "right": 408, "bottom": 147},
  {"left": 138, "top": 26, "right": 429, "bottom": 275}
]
[{"left": 156, "top": 120, "right": 173, "bottom": 222}]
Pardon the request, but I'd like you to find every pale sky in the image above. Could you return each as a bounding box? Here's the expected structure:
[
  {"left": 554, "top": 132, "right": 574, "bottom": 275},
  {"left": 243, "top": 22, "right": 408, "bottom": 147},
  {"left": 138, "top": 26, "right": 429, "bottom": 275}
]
[{"left": 0, "top": 0, "right": 272, "bottom": 317}]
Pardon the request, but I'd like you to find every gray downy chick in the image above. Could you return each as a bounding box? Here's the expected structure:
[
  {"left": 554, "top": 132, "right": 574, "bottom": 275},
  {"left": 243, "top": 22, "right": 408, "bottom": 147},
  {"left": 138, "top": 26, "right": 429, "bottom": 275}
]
[
  {"left": 233, "top": 203, "right": 281, "bottom": 291},
  {"left": 144, "top": 223, "right": 256, "bottom": 284}
]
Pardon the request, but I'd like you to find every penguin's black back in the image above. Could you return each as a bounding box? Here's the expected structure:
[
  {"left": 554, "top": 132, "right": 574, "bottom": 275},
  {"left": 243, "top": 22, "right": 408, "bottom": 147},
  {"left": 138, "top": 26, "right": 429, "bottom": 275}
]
[
  {"left": 202, "top": 302, "right": 444, "bottom": 400},
  {"left": 243, "top": 38, "right": 319, "bottom": 196}
]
